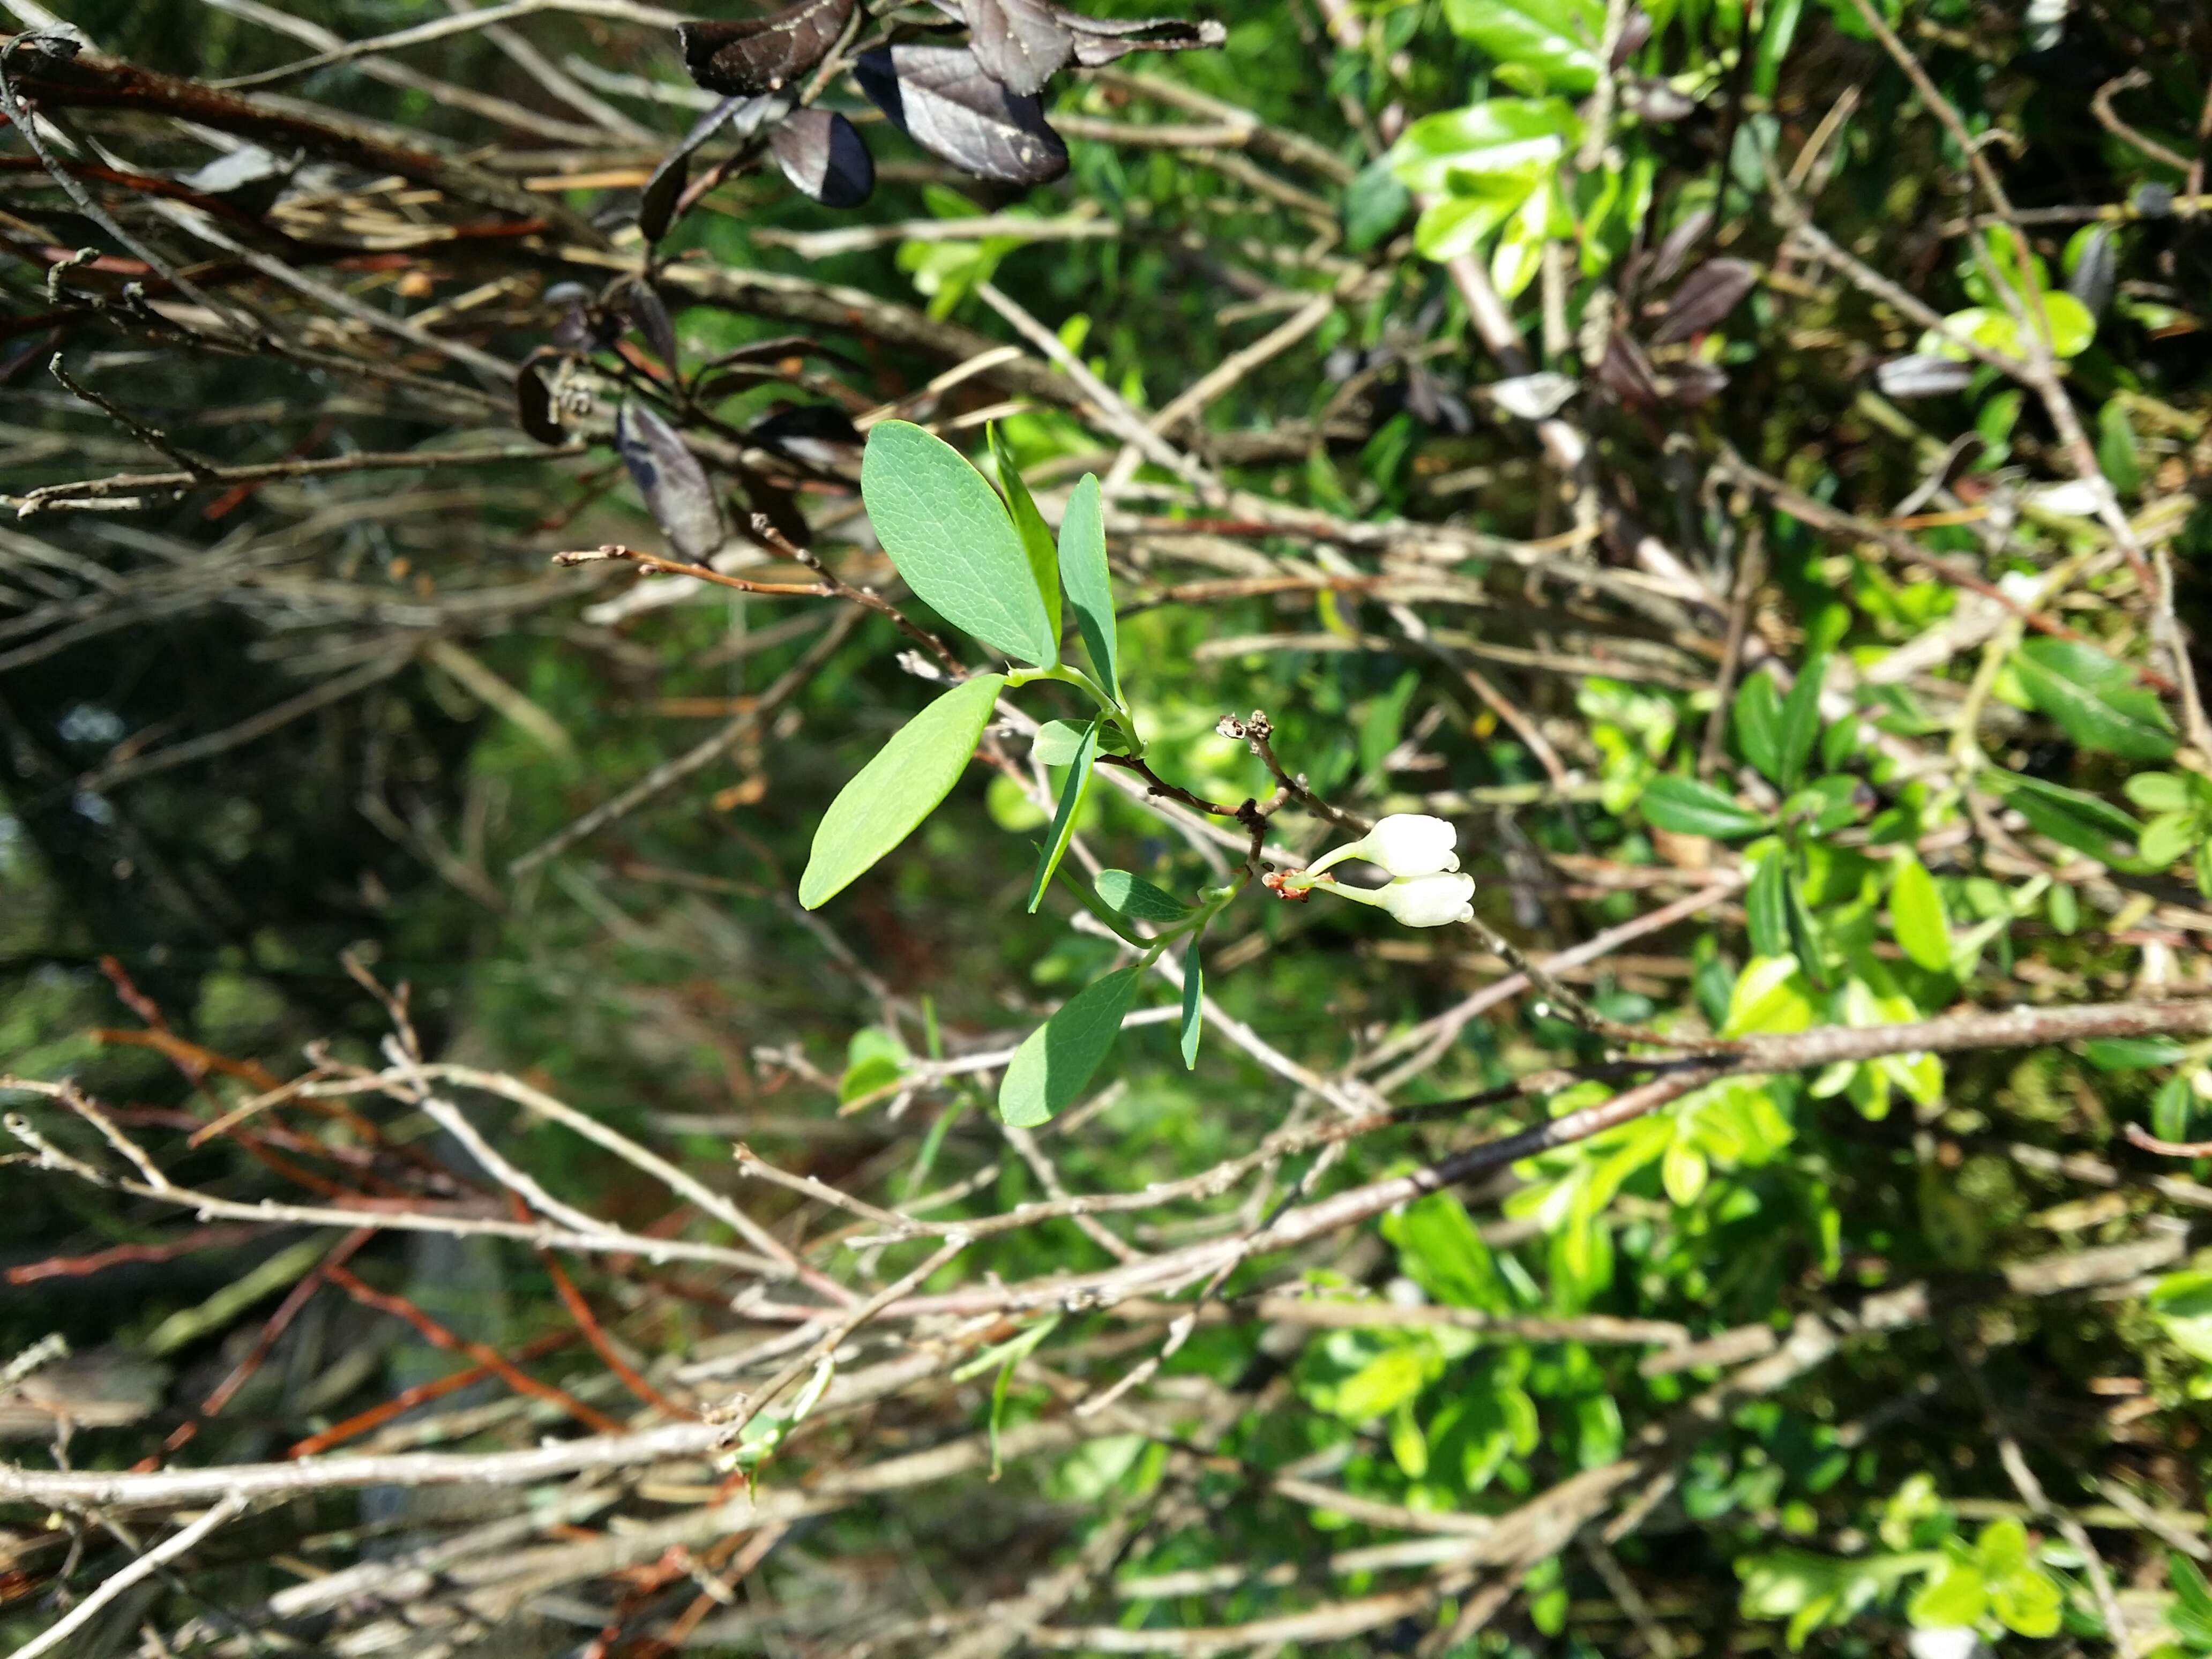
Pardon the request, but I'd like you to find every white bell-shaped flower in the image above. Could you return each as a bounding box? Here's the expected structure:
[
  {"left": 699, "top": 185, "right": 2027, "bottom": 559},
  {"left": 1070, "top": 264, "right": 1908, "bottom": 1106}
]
[
  {"left": 1306, "top": 814, "right": 1461, "bottom": 880},
  {"left": 1371, "top": 871, "right": 1476, "bottom": 928}
]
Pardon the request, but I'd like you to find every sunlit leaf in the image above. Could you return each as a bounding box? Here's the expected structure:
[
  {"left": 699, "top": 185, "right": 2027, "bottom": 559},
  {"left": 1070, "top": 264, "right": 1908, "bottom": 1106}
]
[
  {"left": 799, "top": 674, "right": 1006, "bottom": 908},
  {"left": 999, "top": 965, "right": 1141, "bottom": 1126}
]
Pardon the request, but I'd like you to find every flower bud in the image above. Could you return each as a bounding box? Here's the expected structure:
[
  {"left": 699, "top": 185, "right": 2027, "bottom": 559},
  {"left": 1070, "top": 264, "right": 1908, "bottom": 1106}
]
[
  {"left": 1373, "top": 871, "right": 1475, "bottom": 928},
  {"left": 1307, "top": 813, "right": 1461, "bottom": 880}
]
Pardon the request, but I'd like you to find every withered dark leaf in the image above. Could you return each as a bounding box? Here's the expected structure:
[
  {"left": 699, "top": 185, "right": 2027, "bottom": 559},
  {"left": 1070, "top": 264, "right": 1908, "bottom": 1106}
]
[
  {"left": 1060, "top": 8, "right": 1225, "bottom": 66},
  {"left": 1645, "top": 207, "right": 1712, "bottom": 288},
  {"left": 855, "top": 44, "right": 1067, "bottom": 186},
  {"left": 627, "top": 279, "right": 679, "bottom": 368},
  {"left": 950, "top": 0, "right": 1073, "bottom": 97},
  {"left": 639, "top": 93, "right": 783, "bottom": 242},
  {"left": 1610, "top": 8, "right": 1653, "bottom": 66},
  {"left": 616, "top": 400, "right": 726, "bottom": 562},
  {"left": 704, "top": 335, "right": 868, "bottom": 373},
  {"left": 749, "top": 402, "right": 864, "bottom": 469},
  {"left": 2067, "top": 225, "right": 2116, "bottom": 316},
  {"left": 930, "top": 0, "right": 1221, "bottom": 92},
  {"left": 516, "top": 355, "right": 564, "bottom": 445},
  {"left": 770, "top": 108, "right": 876, "bottom": 207},
  {"left": 1874, "top": 354, "right": 1974, "bottom": 400},
  {"left": 1663, "top": 360, "right": 1729, "bottom": 406},
  {"left": 1649, "top": 257, "right": 1756, "bottom": 345},
  {"left": 1595, "top": 334, "right": 1662, "bottom": 409},
  {"left": 678, "top": 0, "right": 855, "bottom": 95},
  {"left": 544, "top": 281, "right": 611, "bottom": 352},
  {"left": 1622, "top": 78, "right": 1695, "bottom": 122},
  {"left": 638, "top": 146, "right": 691, "bottom": 245}
]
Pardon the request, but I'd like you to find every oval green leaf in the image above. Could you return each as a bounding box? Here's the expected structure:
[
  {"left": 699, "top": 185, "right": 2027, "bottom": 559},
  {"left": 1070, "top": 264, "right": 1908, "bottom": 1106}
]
[
  {"left": 1776, "top": 656, "right": 1826, "bottom": 792},
  {"left": 989, "top": 424, "right": 1062, "bottom": 651},
  {"left": 1643, "top": 775, "right": 1772, "bottom": 840},
  {"left": 1386, "top": 97, "right": 1580, "bottom": 194},
  {"left": 1179, "top": 939, "right": 1203, "bottom": 1069},
  {"left": 1026, "top": 718, "right": 1099, "bottom": 913},
  {"left": 1888, "top": 853, "right": 1951, "bottom": 972},
  {"left": 1439, "top": 0, "right": 1604, "bottom": 93},
  {"left": 1992, "top": 772, "right": 2142, "bottom": 864},
  {"left": 862, "top": 421, "right": 1057, "bottom": 667},
  {"left": 1058, "top": 473, "right": 1118, "bottom": 701},
  {"left": 2014, "top": 638, "right": 2177, "bottom": 761},
  {"left": 1094, "top": 869, "right": 1192, "bottom": 925},
  {"left": 998, "top": 965, "right": 1140, "bottom": 1127},
  {"left": 799, "top": 672, "right": 1005, "bottom": 908},
  {"left": 1734, "top": 673, "right": 1784, "bottom": 785}
]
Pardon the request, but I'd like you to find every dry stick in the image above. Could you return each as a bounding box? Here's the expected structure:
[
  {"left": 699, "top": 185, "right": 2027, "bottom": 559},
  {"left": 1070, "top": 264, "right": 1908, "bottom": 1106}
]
[
  {"left": 972, "top": 280, "right": 1225, "bottom": 505},
  {"left": 2, "top": 1121, "right": 2189, "bottom": 1519},
  {"left": 2126, "top": 1122, "right": 2212, "bottom": 1159},
  {"left": 75, "top": 650, "right": 414, "bottom": 793},
  {"left": 18, "top": 441, "right": 586, "bottom": 515},
  {"left": 509, "top": 605, "right": 862, "bottom": 873},
  {"left": 1844, "top": 0, "right": 2158, "bottom": 597},
  {"left": 46, "top": 355, "right": 216, "bottom": 481},
  {"left": 1951, "top": 1335, "right": 2139, "bottom": 1658},
  {"left": 1357, "top": 878, "right": 1745, "bottom": 1083},
  {"left": 1697, "top": 526, "right": 1763, "bottom": 779},
  {"left": 210, "top": 0, "right": 687, "bottom": 88},
  {"left": 5, "top": 1492, "right": 247, "bottom": 1659},
  {"left": 195, "top": 0, "right": 600, "bottom": 143},
  {"left": 364, "top": 1060, "right": 844, "bottom": 1299},
  {"left": 1146, "top": 290, "right": 1337, "bottom": 437},
  {"left": 715, "top": 1234, "right": 969, "bottom": 1447}
]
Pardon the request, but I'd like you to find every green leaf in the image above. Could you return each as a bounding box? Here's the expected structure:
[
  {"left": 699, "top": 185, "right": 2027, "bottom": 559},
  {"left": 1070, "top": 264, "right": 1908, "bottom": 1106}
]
[
  {"left": 1889, "top": 854, "right": 1951, "bottom": 972},
  {"left": 1908, "top": 1563, "right": 1987, "bottom": 1630},
  {"left": 2125, "top": 771, "right": 2195, "bottom": 814},
  {"left": 1746, "top": 847, "right": 1790, "bottom": 959},
  {"left": 2170, "top": 1552, "right": 2212, "bottom": 1649},
  {"left": 998, "top": 965, "right": 1140, "bottom": 1127},
  {"left": 2153, "top": 1074, "right": 2194, "bottom": 1143},
  {"left": 1735, "top": 674, "right": 1784, "bottom": 784},
  {"left": 800, "top": 673, "right": 1006, "bottom": 908},
  {"left": 2151, "top": 1268, "right": 2212, "bottom": 1362},
  {"left": 1752, "top": 0, "right": 1805, "bottom": 98},
  {"left": 952, "top": 1314, "right": 1059, "bottom": 1481},
  {"left": 2099, "top": 397, "right": 2142, "bottom": 495},
  {"left": 1413, "top": 172, "right": 1540, "bottom": 259},
  {"left": 1179, "top": 939, "right": 1203, "bottom": 1069},
  {"left": 989, "top": 424, "right": 1062, "bottom": 654},
  {"left": 1058, "top": 474, "right": 1119, "bottom": 703},
  {"left": 1643, "top": 775, "right": 1772, "bottom": 840},
  {"left": 861, "top": 421, "right": 1057, "bottom": 667},
  {"left": 1662, "top": 1140, "right": 1709, "bottom": 1206},
  {"left": 1722, "top": 956, "right": 1816, "bottom": 1037},
  {"left": 1382, "top": 1192, "right": 1504, "bottom": 1309},
  {"left": 1032, "top": 719, "right": 1090, "bottom": 766},
  {"left": 1990, "top": 1567, "right": 2061, "bottom": 1638},
  {"left": 1027, "top": 719, "right": 1100, "bottom": 913},
  {"left": 1776, "top": 657, "right": 1826, "bottom": 792},
  {"left": 1921, "top": 295, "right": 2097, "bottom": 361},
  {"left": 1386, "top": 98, "right": 1580, "bottom": 194},
  {"left": 1783, "top": 866, "right": 1828, "bottom": 988},
  {"left": 1344, "top": 154, "right": 1411, "bottom": 252},
  {"left": 1095, "top": 868, "right": 1192, "bottom": 925},
  {"left": 1991, "top": 773, "right": 2142, "bottom": 864},
  {"left": 2083, "top": 1036, "right": 2189, "bottom": 1071},
  {"left": 2014, "top": 639, "right": 2177, "bottom": 761},
  {"left": 1440, "top": 0, "right": 1605, "bottom": 92},
  {"left": 2142, "top": 813, "right": 2198, "bottom": 871}
]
